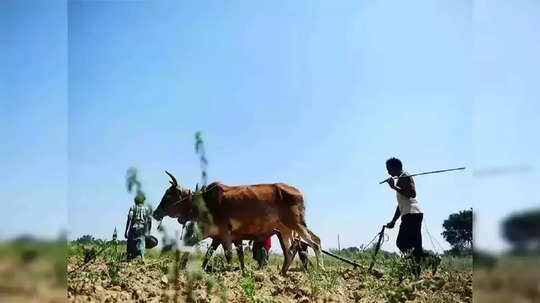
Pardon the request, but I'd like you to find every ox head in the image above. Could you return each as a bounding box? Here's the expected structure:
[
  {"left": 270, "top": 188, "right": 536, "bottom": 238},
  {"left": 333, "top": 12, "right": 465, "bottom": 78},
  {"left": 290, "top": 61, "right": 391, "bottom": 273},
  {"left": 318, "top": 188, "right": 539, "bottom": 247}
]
[{"left": 153, "top": 171, "right": 194, "bottom": 224}]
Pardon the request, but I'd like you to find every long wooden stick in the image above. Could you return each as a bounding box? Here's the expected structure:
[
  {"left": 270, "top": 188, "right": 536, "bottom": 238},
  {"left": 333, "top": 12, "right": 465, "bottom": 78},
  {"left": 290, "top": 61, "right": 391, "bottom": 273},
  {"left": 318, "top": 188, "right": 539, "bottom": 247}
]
[
  {"left": 319, "top": 248, "right": 362, "bottom": 268},
  {"left": 379, "top": 167, "right": 465, "bottom": 184}
]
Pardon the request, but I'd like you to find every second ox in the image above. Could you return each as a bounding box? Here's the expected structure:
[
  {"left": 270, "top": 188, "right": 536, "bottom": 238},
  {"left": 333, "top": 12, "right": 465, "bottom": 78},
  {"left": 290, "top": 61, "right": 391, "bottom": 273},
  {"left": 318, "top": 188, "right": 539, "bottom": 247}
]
[{"left": 152, "top": 171, "right": 323, "bottom": 275}]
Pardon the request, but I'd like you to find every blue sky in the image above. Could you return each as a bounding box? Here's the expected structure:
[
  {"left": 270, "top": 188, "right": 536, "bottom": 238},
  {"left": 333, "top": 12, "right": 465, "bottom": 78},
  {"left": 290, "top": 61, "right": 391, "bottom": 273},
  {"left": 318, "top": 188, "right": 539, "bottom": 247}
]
[
  {"left": 2, "top": 0, "right": 538, "bottom": 254},
  {"left": 67, "top": 0, "right": 471, "bottom": 253},
  {"left": 0, "top": 0, "right": 67, "bottom": 241},
  {"left": 472, "top": 0, "right": 540, "bottom": 252}
]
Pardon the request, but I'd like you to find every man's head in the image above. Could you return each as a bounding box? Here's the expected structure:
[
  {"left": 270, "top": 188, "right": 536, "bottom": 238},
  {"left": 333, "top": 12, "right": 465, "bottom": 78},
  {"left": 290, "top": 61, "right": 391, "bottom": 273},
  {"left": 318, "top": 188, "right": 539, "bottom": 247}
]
[{"left": 386, "top": 157, "right": 403, "bottom": 177}]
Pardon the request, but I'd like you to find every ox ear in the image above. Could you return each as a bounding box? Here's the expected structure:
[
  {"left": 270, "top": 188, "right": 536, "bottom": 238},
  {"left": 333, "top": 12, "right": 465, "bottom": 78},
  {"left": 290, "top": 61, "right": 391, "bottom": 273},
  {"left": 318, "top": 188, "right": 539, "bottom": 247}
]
[{"left": 165, "top": 170, "right": 178, "bottom": 187}]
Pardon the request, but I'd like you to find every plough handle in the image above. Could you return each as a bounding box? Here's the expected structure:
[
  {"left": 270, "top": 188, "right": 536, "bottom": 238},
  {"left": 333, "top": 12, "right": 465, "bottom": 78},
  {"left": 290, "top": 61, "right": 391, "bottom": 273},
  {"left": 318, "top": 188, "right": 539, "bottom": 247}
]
[{"left": 368, "top": 225, "right": 386, "bottom": 272}]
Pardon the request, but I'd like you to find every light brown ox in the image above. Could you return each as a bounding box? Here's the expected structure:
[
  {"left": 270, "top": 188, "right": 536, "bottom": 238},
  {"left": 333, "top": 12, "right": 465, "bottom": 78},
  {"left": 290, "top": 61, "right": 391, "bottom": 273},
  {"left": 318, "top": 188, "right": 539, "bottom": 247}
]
[{"left": 152, "top": 171, "right": 323, "bottom": 275}]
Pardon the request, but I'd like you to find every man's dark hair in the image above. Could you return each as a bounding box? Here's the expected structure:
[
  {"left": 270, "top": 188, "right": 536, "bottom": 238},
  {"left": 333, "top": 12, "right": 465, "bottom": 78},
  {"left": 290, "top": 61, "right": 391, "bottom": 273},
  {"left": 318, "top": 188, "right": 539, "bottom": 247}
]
[{"left": 386, "top": 157, "right": 402, "bottom": 170}]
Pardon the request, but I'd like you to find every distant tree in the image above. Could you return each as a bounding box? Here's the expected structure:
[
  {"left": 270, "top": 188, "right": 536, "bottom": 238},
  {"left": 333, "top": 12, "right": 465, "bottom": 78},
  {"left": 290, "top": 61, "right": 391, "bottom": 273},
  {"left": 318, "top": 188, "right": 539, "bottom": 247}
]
[
  {"left": 473, "top": 250, "right": 497, "bottom": 270},
  {"left": 342, "top": 247, "right": 360, "bottom": 254},
  {"left": 442, "top": 209, "right": 473, "bottom": 253},
  {"left": 12, "top": 234, "right": 41, "bottom": 243},
  {"left": 502, "top": 208, "right": 540, "bottom": 253},
  {"left": 75, "top": 235, "right": 96, "bottom": 243}
]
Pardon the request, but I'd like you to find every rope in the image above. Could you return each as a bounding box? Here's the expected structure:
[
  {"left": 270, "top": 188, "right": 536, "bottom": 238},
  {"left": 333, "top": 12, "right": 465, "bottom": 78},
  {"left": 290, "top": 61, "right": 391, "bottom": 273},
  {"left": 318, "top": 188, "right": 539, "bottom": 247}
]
[
  {"left": 423, "top": 220, "right": 445, "bottom": 255},
  {"left": 361, "top": 229, "right": 387, "bottom": 252},
  {"left": 169, "top": 183, "right": 219, "bottom": 207}
]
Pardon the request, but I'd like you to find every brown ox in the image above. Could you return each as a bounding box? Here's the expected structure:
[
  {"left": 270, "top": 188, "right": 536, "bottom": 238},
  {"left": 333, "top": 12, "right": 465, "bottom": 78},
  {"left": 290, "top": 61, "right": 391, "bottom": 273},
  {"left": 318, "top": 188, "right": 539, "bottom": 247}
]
[{"left": 152, "top": 171, "right": 323, "bottom": 275}]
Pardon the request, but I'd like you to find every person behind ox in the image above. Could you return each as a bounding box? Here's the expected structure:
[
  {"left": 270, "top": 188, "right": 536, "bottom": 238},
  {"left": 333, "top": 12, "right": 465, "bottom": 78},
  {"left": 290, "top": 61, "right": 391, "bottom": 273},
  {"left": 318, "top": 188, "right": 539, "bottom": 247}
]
[
  {"left": 125, "top": 193, "right": 152, "bottom": 262},
  {"left": 384, "top": 157, "right": 425, "bottom": 277},
  {"left": 252, "top": 236, "right": 272, "bottom": 268}
]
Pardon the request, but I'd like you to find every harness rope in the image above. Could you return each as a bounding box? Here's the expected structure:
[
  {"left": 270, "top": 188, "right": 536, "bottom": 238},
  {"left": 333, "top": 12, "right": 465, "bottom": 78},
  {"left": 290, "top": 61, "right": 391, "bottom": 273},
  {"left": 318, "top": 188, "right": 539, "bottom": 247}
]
[
  {"left": 168, "top": 183, "right": 219, "bottom": 207},
  {"left": 361, "top": 228, "right": 388, "bottom": 253},
  {"left": 423, "top": 220, "right": 445, "bottom": 255}
]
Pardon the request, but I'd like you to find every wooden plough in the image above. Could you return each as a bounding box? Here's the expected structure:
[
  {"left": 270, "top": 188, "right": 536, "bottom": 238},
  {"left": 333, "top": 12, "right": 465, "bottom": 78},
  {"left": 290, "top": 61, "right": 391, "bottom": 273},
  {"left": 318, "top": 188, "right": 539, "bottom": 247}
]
[{"left": 273, "top": 226, "right": 387, "bottom": 273}]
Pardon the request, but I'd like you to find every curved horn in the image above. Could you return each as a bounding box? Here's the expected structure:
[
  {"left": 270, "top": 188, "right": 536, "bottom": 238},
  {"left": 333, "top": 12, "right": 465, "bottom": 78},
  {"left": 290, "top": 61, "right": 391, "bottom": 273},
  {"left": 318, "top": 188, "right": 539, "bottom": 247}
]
[{"left": 165, "top": 170, "right": 178, "bottom": 186}]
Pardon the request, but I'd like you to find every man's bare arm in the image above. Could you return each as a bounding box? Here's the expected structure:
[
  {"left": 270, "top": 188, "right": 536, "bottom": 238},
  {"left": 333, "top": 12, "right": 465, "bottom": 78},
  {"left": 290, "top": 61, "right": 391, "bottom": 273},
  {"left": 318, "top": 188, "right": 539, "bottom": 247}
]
[
  {"left": 389, "top": 176, "right": 416, "bottom": 198},
  {"left": 386, "top": 206, "right": 401, "bottom": 228}
]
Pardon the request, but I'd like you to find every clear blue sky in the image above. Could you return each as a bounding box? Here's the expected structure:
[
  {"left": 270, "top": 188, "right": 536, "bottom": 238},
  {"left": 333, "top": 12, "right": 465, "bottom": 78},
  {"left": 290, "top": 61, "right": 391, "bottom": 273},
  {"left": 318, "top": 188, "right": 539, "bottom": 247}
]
[
  {"left": 2, "top": 1, "right": 538, "bottom": 254},
  {"left": 0, "top": 0, "right": 67, "bottom": 241}
]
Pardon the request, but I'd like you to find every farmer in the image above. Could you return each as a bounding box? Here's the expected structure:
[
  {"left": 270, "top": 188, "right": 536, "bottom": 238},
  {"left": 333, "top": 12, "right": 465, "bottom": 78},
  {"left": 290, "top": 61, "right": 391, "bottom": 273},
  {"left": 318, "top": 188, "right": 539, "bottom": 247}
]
[
  {"left": 252, "top": 236, "right": 272, "bottom": 268},
  {"left": 124, "top": 192, "right": 152, "bottom": 262},
  {"left": 383, "top": 157, "right": 425, "bottom": 277}
]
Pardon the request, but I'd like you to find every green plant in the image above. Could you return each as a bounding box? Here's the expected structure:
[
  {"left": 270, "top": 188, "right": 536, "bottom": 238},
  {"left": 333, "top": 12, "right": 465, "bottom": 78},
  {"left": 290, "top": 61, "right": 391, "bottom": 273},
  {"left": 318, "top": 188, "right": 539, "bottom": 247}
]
[
  {"left": 20, "top": 247, "right": 39, "bottom": 263},
  {"left": 107, "top": 261, "right": 122, "bottom": 285},
  {"left": 186, "top": 265, "right": 205, "bottom": 302},
  {"left": 241, "top": 272, "right": 256, "bottom": 303}
]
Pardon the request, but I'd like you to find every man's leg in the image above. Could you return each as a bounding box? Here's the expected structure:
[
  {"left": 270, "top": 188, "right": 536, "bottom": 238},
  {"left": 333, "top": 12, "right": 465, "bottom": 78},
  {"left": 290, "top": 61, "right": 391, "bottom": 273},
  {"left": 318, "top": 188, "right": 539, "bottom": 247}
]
[
  {"left": 252, "top": 241, "right": 263, "bottom": 268},
  {"left": 137, "top": 235, "right": 146, "bottom": 263},
  {"left": 255, "top": 247, "right": 266, "bottom": 269},
  {"left": 126, "top": 237, "right": 135, "bottom": 261},
  {"left": 411, "top": 214, "right": 424, "bottom": 277},
  {"left": 397, "top": 215, "right": 419, "bottom": 277},
  {"left": 261, "top": 248, "right": 269, "bottom": 267},
  {"left": 396, "top": 216, "right": 412, "bottom": 254}
]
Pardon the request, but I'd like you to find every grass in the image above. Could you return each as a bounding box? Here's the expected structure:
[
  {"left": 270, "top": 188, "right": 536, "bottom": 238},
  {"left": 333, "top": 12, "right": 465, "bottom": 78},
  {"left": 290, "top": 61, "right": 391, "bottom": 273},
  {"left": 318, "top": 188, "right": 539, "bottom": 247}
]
[
  {"left": 474, "top": 255, "right": 540, "bottom": 303},
  {"left": 0, "top": 241, "right": 67, "bottom": 302}
]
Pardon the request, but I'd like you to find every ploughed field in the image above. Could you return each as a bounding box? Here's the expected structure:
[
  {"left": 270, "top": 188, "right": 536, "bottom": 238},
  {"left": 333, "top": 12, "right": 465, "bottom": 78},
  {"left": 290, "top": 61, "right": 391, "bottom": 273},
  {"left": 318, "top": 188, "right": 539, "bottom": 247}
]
[
  {"left": 67, "top": 243, "right": 472, "bottom": 303},
  {"left": 0, "top": 241, "right": 66, "bottom": 303},
  {"left": 473, "top": 256, "right": 540, "bottom": 303}
]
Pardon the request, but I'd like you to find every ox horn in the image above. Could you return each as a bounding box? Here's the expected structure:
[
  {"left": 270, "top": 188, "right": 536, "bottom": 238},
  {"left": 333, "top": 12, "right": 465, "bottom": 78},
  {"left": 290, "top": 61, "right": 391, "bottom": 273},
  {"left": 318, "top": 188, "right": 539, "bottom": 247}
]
[{"left": 165, "top": 170, "right": 178, "bottom": 187}]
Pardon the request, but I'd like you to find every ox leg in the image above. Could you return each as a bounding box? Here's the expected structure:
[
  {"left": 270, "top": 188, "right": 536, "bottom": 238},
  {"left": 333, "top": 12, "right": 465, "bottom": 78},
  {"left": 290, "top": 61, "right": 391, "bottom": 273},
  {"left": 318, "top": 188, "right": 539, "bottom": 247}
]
[
  {"left": 275, "top": 229, "right": 293, "bottom": 276},
  {"left": 289, "top": 241, "right": 299, "bottom": 266},
  {"left": 221, "top": 231, "right": 234, "bottom": 270},
  {"left": 296, "top": 226, "right": 324, "bottom": 270},
  {"left": 202, "top": 239, "right": 220, "bottom": 271},
  {"left": 234, "top": 240, "right": 245, "bottom": 274},
  {"left": 298, "top": 242, "right": 311, "bottom": 270}
]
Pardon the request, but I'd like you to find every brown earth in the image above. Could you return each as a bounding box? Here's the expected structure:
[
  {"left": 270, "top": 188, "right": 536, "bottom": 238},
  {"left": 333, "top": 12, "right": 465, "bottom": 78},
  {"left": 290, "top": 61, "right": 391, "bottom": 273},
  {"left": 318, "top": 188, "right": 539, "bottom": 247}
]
[{"left": 67, "top": 253, "right": 472, "bottom": 303}]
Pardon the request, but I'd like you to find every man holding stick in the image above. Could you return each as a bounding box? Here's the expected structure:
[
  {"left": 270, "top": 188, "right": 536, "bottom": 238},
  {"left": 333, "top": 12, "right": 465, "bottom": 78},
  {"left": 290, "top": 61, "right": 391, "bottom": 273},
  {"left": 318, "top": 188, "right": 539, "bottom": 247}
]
[{"left": 384, "top": 157, "right": 425, "bottom": 277}]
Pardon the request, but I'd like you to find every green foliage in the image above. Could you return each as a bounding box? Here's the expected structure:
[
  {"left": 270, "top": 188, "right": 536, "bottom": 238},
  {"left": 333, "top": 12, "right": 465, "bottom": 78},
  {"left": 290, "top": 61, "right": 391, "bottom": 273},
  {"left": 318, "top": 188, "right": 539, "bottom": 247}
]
[
  {"left": 20, "top": 247, "right": 39, "bottom": 263},
  {"left": 126, "top": 167, "right": 146, "bottom": 205},
  {"left": 205, "top": 253, "right": 229, "bottom": 272},
  {"left": 75, "top": 234, "right": 96, "bottom": 244},
  {"left": 473, "top": 250, "right": 497, "bottom": 269},
  {"left": 386, "top": 253, "right": 415, "bottom": 282},
  {"left": 0, "top": 241, "right": 67, "bottom": 287},
  {"left": 83, "top": 246, "right": 98, "bottom": 263},
  {"left": 183, "top": 188, "right": 214, "bottom": 247},
  {"left": 241, "top": 272, "right": 257, "bottom": 303},
  {"left": 502, "top": 208, "right": 540, "bottom": 253},
  {"left": 442, "top": 209, "right": 473, "bottom": 251},
  {"left": 306, "top": 267, "right": 343, "bottom": 297},
  {"left": 195, "top": 131, "right": 208, "bottom": 186},
  {"left": 186, "top": 265, "right": 205, "bottom": 302},
  {"left": 107, "top": 261, "right": 122, "bottom": 285}
]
